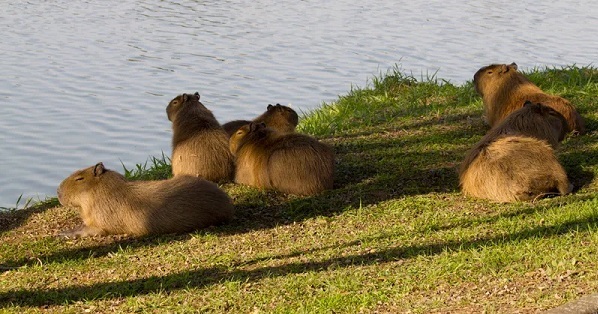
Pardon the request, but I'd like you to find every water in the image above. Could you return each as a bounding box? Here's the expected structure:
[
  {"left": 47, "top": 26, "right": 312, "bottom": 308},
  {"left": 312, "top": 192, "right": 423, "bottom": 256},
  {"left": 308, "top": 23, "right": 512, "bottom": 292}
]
[{"left": 1, "top": 0, "right": 597, "bottom": 208}]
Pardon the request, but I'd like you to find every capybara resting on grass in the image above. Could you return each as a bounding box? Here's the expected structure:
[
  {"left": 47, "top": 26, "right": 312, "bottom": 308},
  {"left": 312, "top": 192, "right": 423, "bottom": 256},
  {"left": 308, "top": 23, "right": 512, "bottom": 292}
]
[
  {"left": 473, "top": 62, "right": 584, "bottom": 134},
  {"left": 167, "top": 92, "right": 234, "bottom": 182},
  {"left": 222, "top": 103, "right": 299, "bottom": 137},
  {"left": 57, "top": 162, "right": 234, "bottom": 237},
  {"left": 229, "top": 122, "right": 334, "bottom": 196},
  {"left": 459, "top": 135, "right": 572, "bottom": 203}
]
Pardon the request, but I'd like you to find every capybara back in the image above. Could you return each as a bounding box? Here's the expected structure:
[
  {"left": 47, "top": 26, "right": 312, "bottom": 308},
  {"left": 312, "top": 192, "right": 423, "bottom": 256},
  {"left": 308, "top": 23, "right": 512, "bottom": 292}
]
[
  {"left": 229, "top": 123, "right": 334, "bottom": 195},
  {"left": 459, "top": 136, "right": 571, "bottom": 202},
  {"left": 57, "top": 162, "right": 234, "bottom": 237},
  {"left": 167, "top": 92, "right": 234, "bottom": 182}
]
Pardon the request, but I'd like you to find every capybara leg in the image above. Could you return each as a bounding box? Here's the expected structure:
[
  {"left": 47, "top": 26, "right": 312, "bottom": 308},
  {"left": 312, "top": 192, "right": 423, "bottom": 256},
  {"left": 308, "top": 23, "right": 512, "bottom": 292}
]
[{"left": 59, "top": 225, "right": 105, "bottom": 238}]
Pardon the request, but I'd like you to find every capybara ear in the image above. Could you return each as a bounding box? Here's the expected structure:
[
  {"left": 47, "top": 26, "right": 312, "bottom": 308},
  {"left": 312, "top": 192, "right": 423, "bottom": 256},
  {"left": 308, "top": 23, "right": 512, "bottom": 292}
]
[
  {"left": 182, "top": 93, "right": 189, "bottom": 103},
  {"left": 509, "top": 62, "right": 518, "bottom": 71},
  {"left": 267, "top": 104, "right": 274, "bottom": 110},
  {"left": 93, "top": 162, "right": 106, "bottom": 177},
  {"left": 275, "top": 103, "right": 282, "bottom": 107},
  {"left": 500, "top": 64, "right": 509, "bottom": 73},
  {"left": 249, "top": 122, "right": 259, "bottom": 132},
  {"left": 523, "top": 100, "right": 533, "bottom": 108},
  {"left": 193, "top": 92, "right": 200, "bottom": 101},
  {"left": 529, "top": 102, "right": 542, "bottom": 114}
]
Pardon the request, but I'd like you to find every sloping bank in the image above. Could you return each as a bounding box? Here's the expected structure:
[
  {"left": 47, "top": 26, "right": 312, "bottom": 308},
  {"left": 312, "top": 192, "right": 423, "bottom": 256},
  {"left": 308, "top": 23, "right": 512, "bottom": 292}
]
[{"left": 1, "top": 65, "right": 597, "bottom": 313}]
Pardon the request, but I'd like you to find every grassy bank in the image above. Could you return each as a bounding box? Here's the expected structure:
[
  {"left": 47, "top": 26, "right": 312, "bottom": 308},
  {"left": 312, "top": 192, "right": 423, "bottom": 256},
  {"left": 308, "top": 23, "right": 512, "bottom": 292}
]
[{"left": 1, "top": 65, "right": 598, "bottom": 313}]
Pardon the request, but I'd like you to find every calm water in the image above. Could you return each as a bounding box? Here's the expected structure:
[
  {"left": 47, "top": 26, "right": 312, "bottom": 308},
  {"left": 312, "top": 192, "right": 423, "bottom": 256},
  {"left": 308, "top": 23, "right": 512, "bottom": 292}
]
[{"left": 1, "top": 0, "right": 597, "bottom": 208}]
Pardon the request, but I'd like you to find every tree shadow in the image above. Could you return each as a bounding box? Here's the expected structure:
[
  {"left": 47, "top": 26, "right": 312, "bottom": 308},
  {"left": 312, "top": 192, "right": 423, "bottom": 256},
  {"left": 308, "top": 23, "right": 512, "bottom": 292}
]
[
  {"left": 0, "top": 233, "right": 194, "bottom": 272},
  {"left": 2, "top": 213, "right": 596, "bottom": 308},
  {"left": 1, "top": 115, "right": 473, "bottom": 269},
  {"left": 559, "top": 143, "right": 598, "bottom": 191},
  {"left": 3, "top": 109, "right": 594, "bottom": 270},
  {"left": 222, "top": 124, "right": 471, "bottom": 234}
]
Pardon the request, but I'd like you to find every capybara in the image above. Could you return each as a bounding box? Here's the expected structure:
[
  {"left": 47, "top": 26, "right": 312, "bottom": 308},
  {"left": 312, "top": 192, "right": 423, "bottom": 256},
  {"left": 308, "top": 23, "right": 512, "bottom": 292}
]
[
  {"left": 473, "top": 62, "right": 584, "bottom": 133},
  {"left": 167, "top": 92, "right": 234, "bottom": 182},
  {"left": 459, "top": 135, "right": 572, "bottom": 203},
  {"left": 482, "top": 100, "right": 568, "bottom": 149},
  {"left": 57, "top": 162, "right": 234, "bottom": 237},
  {"left": 222, "top": 103, "right": 299, "bottom": 137},
  {"left": 229, "top": 122, "right": 334, "bottom": 195}
]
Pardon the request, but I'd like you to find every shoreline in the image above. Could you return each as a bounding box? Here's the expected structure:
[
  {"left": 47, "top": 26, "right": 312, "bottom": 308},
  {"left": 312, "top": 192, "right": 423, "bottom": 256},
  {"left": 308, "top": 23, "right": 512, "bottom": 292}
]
[{"left": 1, "top": 65, "right": 597, "bottom": 312}]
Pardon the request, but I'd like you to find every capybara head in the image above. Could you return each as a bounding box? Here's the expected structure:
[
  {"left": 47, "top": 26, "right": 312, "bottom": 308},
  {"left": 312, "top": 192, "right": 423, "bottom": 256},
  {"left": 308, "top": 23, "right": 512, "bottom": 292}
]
[
  {"left": 229, "top": 122, "right": 267, "bottom": 155},
  {"left": 57, "top": 162, "right": 124, "bottom": 207},
  {"left": 166, "top": 92, "right": 211, "bottom": 122},
  {"left": 473, "top": 62, "right": 518, "bottom": 96},
  {"left": 264, "top": 103, "right": 299, "bottom": 127}
]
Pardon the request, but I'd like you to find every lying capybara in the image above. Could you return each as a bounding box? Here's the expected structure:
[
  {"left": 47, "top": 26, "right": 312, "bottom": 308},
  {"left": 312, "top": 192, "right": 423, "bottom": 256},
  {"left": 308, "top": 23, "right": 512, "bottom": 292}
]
[
  {"left": 459, "top": 135, "right": 572, "bottom": 203},
  {"left": 57, "top": 162, "right": 234, "bottom": 237},
  {"left": 167, "top": 92, "right": 234, "bottom": 182},
  {"left": 222, "top": 103, "right": 299, "bottom": 137},
  {"left": 482, "top": 100, "right": 568, "bottom": 149},
  {"left": 473, "top": 63, "right": 584, "bottom": 134},
  {"left": 229, "top": 122, "right": 334, "bottom": 196}
]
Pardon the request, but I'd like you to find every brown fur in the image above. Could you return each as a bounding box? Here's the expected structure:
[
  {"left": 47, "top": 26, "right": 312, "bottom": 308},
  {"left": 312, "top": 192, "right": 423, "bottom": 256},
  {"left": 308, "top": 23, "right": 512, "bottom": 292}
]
[
  {"left": 482, "top": 100, "right": 568, "bottom": 149},
  {"left": 229, "top": 122, "right": 334, "bottom": 196},
  {"left": 222, "top": 104, "right": 299, "bottom": 137},
  {"left": 167, "top": 92, "right": 234, "bottom": 182},
  {"left": 459, "top": 135, "right": 572, "bottom": 203},
  {"left": 473, "top": 63, "right": 584, "bottom": 134},
  {"left": 57, "top": 162, "right": 234, "bottom": 237}
]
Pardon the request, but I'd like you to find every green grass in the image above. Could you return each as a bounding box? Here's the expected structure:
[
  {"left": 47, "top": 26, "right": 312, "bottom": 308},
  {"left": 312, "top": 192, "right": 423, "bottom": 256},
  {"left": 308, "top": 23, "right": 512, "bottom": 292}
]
[{"left": 1, "top": 65, "right": 598, "bottom": 313}]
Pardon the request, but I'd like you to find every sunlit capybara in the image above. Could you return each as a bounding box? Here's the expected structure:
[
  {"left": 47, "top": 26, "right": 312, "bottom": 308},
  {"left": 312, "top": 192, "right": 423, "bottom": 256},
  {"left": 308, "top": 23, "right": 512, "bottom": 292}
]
[
  {"left": 473, "top": 62, "right": 584, "bottom": 134},
  {"left": 167, "top": 92, "right": 234, "bottom": 182},
  {"left": 483, "top": 100, "right": 568, "bottom": 149},
  {"left": 222, "top": 103, "right": 299, "bottom": 137},
  {"left": 229, "top": 122, "right": 334, "bottom": 196},
  {"left": 459, "top": 135, "right": 572, "bottom": 203},
  {"left": 57, "top": 162, "right": 234, "bottom": 237}
]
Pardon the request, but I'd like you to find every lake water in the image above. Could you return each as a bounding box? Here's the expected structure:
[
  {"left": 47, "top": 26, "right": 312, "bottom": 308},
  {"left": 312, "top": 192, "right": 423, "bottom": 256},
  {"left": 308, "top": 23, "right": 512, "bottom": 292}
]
[{"left": 1, "top": 0, "right": 597, "bottom": 208}]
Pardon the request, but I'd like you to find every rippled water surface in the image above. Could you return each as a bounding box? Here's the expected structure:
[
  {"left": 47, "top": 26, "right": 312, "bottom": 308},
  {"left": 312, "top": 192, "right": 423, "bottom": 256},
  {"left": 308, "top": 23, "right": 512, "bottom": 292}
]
[{"left": 1, "top": 0, "right": 597, "bottom": 207}]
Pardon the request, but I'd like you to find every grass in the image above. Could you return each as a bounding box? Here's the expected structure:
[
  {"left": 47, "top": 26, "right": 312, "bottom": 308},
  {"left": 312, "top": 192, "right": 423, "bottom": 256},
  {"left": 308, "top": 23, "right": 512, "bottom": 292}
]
[{"left": 1, "top": 65, "right": 598, "bottom": 313}]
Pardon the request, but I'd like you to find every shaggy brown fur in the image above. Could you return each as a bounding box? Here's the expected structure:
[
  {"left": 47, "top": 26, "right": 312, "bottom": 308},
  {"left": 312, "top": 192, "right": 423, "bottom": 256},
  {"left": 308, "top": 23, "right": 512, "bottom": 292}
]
[
  {"left": 57, "top": 162, "right": 234, "bottom": 237},
  {"left": 473, "top": 63, "right": 584, "bottom": 134},
  {"left": 229, "top": 122, "right": 334, "bottom": 196},
  {"left": 483, "top": 100, "right": 568, "bottom": 149},
  {"left": 167, "top": 92, "right": 234, "bottom": 182},
  {"left": 459, "top": 135, "right": 572, "bottom": 203},
  {"left": 222, "top": 104, "right": 299, "bottom": 137}
]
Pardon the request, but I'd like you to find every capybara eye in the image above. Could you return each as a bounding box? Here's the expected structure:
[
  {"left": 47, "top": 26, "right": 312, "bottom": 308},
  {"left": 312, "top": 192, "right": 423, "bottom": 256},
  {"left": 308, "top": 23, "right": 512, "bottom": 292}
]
[
  {"left": 487, "top": 71, "right": 493, "bottom": 75},
  {"left": 75, "top": 177, "right": 84, "bottom": 181}
]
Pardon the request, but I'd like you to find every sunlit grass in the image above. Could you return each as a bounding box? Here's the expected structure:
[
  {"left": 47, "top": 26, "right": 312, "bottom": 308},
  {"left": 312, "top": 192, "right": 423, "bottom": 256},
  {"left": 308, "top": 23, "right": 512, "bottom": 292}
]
[{"left": 1, "top": 65, "right": 598, "bottom": 313}]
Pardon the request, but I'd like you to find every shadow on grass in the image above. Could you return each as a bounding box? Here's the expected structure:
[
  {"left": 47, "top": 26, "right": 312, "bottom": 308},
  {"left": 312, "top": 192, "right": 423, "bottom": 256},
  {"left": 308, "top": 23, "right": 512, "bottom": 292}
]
[
  {"left": 3, "top": 109, "right": 594, "bottom": 272},
  {"left": 0, "top": 233, "right": 194, "bottom": 272},
  {"left": 2, "top": 213, "right": 597, "bottom": 307},
  {"left": 559, "top": 148, "right": 598, "bottom": 191},
  {"left": 224, "top": 123, "right": 472, "bottom": 234},
  {"left": 0, "top": 116, "right": 473, "bottom": 270},
  {"left": 3, "top": 106, "right": 594, "bottom": 272}
]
